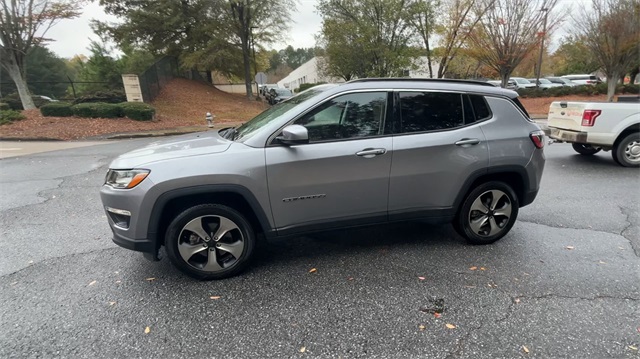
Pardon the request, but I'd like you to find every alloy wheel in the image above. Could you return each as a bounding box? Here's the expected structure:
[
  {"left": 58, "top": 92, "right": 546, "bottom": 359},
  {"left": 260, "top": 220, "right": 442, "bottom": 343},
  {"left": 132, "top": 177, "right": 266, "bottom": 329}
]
[{"left": 468, "top": 190, "right": 513, "bottom": 237}]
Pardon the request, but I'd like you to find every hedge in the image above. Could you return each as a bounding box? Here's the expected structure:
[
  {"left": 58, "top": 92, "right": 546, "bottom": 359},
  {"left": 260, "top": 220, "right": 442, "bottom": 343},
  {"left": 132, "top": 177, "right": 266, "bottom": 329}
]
[
  {"left": 119, "top": 102, "right": 155, "bottom": 121},
  {"left": 72, "top": 102, "right": 124, "bottom": 118},
  {"left": 72, "top": 90, "right": 127, "bottom": 105},
  {"left": 0, "top": 102, "right": 10, "bottom": 111},
  {"left": 40, "top": 102, "right": 74, "bottom": 117},
  {"left": 0, "top": 110, "right": 25, "bottom": 125}
]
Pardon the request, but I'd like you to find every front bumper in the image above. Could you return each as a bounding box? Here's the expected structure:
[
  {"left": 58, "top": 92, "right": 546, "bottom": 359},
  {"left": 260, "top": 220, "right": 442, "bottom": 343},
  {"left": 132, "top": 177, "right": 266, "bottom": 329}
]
[{"left": 111, "top": 230, "right": 155, "bottom": 253}]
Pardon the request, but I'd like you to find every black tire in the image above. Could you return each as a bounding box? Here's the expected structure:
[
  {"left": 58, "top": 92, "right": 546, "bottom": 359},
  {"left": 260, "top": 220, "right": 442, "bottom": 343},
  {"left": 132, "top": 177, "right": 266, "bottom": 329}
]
[
  {"left": 612, "top": 133, "right": 640, "bottom": 167},
  {"left": 454, "top": 181, "right": 519, "bottom": 245},
  {"left": 572, "top": 143, "right": 601, "bottom": 155},
  {"left": 165, "top": 204, "right": 255, "bottom": 280}
]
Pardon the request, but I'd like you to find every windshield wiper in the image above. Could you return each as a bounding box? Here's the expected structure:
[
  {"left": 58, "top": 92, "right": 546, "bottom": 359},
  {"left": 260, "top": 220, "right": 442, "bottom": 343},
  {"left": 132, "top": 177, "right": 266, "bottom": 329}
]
[{"left": 220, "top": 127, "right": 238, "bottom": 140}]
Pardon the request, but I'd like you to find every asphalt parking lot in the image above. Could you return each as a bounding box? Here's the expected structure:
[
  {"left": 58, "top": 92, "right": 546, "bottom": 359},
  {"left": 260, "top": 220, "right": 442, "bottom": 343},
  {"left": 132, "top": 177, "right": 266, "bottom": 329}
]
[{"left": 0, "top": 139, "right": 638, "bottom": 358}]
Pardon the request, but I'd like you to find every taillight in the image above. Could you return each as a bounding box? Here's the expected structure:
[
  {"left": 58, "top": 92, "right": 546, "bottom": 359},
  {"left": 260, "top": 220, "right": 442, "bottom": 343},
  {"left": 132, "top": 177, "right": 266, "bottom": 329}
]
[
  {"left": 530, "top": 130, "right": 545, "bottom": 149},
  {"left": 582, "top": 110, "right": 601, "bottom": 126}
]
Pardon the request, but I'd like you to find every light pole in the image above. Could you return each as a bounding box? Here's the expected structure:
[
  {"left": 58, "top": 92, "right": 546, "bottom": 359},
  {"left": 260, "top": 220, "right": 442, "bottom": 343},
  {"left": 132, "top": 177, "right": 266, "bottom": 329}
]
[{"left": 535, "top": 7, "right": 549, "bottom": 89}]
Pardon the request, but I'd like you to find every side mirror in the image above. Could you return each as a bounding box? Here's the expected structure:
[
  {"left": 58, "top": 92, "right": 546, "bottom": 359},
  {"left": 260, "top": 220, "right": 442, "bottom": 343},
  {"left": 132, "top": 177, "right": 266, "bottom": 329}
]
[{"left": 276, "top": 125, "right": 309, "bottom": 145}]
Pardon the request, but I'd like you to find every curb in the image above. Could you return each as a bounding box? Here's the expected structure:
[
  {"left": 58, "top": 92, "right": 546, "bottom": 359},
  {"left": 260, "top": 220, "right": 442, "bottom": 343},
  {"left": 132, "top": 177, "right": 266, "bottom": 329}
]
[{"left": 0, "top": 137, "right": 64, "bottom": 142}]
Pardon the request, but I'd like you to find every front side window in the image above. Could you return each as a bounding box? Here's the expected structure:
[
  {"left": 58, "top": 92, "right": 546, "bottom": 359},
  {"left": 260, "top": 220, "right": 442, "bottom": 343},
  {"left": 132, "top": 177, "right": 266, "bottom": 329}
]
[
  {"left": 293, "top": 92, "right": 387, "bottom": 142},
  {"left": 398, "top": 92, "right": 464, "bottom": 133}
]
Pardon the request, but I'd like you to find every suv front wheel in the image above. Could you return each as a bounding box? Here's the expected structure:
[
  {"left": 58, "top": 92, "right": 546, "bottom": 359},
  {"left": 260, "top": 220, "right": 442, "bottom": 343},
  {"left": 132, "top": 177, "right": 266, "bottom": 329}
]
[
  {"left": 165, "top": 204, "right": 256, "bottom": 280},
  {"left": 455, "top": 181, "right": 519, "bottom": 245}
]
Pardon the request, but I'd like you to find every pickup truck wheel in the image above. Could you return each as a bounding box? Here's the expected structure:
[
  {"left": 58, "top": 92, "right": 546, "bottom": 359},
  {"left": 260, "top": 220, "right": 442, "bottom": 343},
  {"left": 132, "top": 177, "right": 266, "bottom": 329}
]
[
  {"left": 572, "top": 143, "right": 601, "bottom": 155},
  {"left": 455, "top": 181, "right": 519, "bottom": 245},
  {"left": 613, "top": 133, "right": 640, "bottom": 167},
  {"left": 165, "top": 204, "right": 255, "bottom": 280}
]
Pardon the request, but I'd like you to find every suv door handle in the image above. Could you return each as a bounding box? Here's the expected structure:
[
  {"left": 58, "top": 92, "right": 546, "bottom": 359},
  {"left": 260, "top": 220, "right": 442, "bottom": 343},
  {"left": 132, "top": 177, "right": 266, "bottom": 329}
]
[
  {"left": 356, "top": 148, "right": 387, "bottom": 158},
  {"left": 455, "top": 138, "right": 481, "bottom": 146}
]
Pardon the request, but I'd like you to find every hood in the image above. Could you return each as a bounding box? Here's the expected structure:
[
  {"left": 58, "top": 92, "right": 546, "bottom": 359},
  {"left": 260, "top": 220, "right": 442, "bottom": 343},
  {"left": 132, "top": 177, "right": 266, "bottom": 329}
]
[{"left": 109, "top": 131, "right": 232, "bottom": 169}]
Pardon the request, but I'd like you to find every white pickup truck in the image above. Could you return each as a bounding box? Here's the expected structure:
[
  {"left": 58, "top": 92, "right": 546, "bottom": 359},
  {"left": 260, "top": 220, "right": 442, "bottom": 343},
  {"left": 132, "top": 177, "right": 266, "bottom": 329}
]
[{"left": 548, "top": 100, "right": 640, "bottom": 167}]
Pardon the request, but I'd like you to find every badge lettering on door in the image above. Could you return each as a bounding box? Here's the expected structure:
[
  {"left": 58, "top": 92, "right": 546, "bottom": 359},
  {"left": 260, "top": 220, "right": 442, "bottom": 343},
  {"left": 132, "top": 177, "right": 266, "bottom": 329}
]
[{"left": 282, "top": 194, "right": 326, "bottom": 202}]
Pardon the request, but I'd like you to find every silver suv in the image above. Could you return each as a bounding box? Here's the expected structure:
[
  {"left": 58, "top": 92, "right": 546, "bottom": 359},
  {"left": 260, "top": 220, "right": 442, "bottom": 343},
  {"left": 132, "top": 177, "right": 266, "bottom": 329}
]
[{"left": 100, "top": 79, "right": 546, "bottom": 279}]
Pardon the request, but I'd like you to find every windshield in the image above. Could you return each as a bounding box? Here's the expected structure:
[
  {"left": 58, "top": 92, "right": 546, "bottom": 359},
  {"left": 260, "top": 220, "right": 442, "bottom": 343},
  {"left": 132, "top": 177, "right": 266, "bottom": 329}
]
[
  {"left": 514, "top": 78, "right": 531, "bottom": 84},
  {"left": 233, "top": 86, "right": 334, "bottom": 141},
  {"left": 538, "top": 79, "right": 551, "bottom": 84},
  {"left": 276, "top": 89, "right": 292, "bottom": 96}
]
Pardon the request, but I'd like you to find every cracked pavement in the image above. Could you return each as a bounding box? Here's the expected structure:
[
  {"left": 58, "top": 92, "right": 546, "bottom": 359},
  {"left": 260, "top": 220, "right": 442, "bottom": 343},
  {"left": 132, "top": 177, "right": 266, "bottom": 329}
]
[{"left": 0, "top": 140, "right": 638, "bottom": 358}]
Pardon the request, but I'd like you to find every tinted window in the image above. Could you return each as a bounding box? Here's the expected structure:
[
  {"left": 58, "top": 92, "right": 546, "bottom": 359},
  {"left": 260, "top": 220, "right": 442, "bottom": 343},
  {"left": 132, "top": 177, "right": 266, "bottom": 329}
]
[
  {"left": 293, "top": 92, "right": 387, "bottom": 142},
  {"left": 398, "top": 92, "right": 463, "bottom": 133},
  {"left": 469, "top": 95, "right": 492, "bottom": 121}
]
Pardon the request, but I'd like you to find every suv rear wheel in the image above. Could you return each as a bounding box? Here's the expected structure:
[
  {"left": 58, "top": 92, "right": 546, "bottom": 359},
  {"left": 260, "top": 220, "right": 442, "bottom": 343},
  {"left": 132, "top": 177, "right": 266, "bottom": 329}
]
[
  {"left": 165, "top": 204, "right": 255, "bottom": 280},
  {"left": 455, "top": 181, "right": 519, "bottom": 245}
]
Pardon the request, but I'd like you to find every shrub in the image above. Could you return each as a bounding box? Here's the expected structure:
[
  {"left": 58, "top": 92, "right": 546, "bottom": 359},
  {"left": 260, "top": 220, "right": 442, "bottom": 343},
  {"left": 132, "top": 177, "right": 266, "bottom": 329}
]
[
  {"left": 0, "top": 102, "right": 9, "bottom": 111},
  {"left": 0, "top": 109, "right": 25, "bottom": 125},
  {"left": 297, "top": 82, "right": 326, "bottom": 93},
  {"left": 72, "top": 90, "right": 127, "bottom": 105},
  {"left": 72, "top": 102, "right": 123, "bottom": 118},
  {"left": 120, "top": 102, "right": 155, "bottom": 121},
  {"left": 622, "top": 84, "right": 640, "bottom": 94},
  {"left": 40, "top": 102, "right": 73, "bottom": 117}
]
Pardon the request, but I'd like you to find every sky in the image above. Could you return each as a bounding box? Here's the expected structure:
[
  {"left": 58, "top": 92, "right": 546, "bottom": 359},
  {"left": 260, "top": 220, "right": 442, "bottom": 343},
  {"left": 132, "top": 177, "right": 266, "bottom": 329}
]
[{"left": 46, "top": 0, "right": 590, "bottom": 59}]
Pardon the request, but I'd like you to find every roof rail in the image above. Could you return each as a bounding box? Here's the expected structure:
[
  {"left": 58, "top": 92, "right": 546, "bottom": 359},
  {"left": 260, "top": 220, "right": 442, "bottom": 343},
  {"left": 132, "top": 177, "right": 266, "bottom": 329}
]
[{"left": 347, "top": 78, "right": 496, "bottom": 87}]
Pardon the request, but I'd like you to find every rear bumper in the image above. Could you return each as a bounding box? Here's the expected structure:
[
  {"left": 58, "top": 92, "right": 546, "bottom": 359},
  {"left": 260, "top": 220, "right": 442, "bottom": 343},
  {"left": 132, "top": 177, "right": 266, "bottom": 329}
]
[{"left": 549, "top": 127, "right": 588, "bottom": 143}]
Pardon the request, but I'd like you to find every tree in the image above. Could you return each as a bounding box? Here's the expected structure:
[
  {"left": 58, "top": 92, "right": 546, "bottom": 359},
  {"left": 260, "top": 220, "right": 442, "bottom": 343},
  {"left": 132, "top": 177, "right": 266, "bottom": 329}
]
[
  {"left": 0, "top": 45, "right": 71, "bottom": 99},
  {"left": 435, "top": 0, "right": 495, "bottom": 78},
  {"left": 550, "top": 35, "right": 600, "bottom": 76},
  {"left": 467, "top": 0, "right": 560, "bottom": 87},
  {"left": 407, "top": 0, "right": 440, "bottom": 78},
  {"left": 318, "top": 0, "right": 419, "bottom": 80},
  {"left": 573, "top": 0, "right": 640, "bottom": 101},
  {"left": 75, "top": 41, "right": 125, "bottom": 94},
  {"left": 0, "top": 0, "right": 81, "bottom": 109}
]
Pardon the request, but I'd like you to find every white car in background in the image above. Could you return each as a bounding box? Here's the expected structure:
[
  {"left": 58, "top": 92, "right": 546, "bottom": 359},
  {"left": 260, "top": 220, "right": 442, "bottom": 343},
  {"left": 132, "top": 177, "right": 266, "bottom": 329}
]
[
  {"left": 546, "top": 77, "right": 578, "bottom": 87},
  {"left": 510, "top": 77, "right": 536, "bottom": 89},
  {"left": 561, "top": 74, "right": 602, "bottom": 86}
]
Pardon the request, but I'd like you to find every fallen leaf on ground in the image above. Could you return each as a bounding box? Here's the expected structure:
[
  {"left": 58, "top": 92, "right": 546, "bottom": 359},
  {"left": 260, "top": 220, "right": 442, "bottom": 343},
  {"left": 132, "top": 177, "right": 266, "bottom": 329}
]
[
  {"left": 10, "top": 282, "right": 18, "bottom": 286},
  {"left": 598, "top": 260, "right": 606, "bottom": 264},
  {"left": 145, "top": 277, "right": 156, "bottom": 281},
  {"left": 469, "top": 266, "right": 478, "bottom": 271},
  {"left": 308, "top": 268, "right": 317, "bottom": 273},
  {"left": 109, "top": 301, "right": 116, "bottom": 306},
  {"left": 522, "top": 345, "right": 530, "bottom": 353},
  {"left": 115, "top": 280, "right": 121, "bottom": 284},
  {"left": 299, "top": 346, "right": 306, "bottom": 353},
  {"left": 514, "top": 298, "right": 521, "bottom": 303},
  {"left": 88, "top": 280, "right": 97, "bottom": 286},
  {"left": 418, "top": 276, "right": 426, "bottom": 280},
  {"left": 210, "top": 296, "right": 221, "bottom": 300},
  {"left": 418, "top": 325, "right": 425, "bottom": 331},
  {"left": 565, "top": 246, "right": 575, "bottom": 250},
  {"left": 347, "top": 277, "right": 354, "bottom": 281},
  {"left": 144, "top": 326, "right": 151, "bottom": 334},
  {"left": 434, "top": 313, "right": 442, "bottom": 318},
  {"left": 480, "top": 267, "right": 486, "bottom": 271},
  {"left": 628, "top": 345, "right": 637, "bottom": 351},
  {"left": 445, "top": 323, "right": 456, "bottom": 329}
]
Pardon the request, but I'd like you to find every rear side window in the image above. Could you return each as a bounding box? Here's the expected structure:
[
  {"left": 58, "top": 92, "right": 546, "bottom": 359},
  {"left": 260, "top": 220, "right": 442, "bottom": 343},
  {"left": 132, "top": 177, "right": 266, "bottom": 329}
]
[
  {"left": 468, "top": 95, "right": 492, "bottom": 122},
  {"left": 398, "top": 92, "right": 463, "bottom": 133}
]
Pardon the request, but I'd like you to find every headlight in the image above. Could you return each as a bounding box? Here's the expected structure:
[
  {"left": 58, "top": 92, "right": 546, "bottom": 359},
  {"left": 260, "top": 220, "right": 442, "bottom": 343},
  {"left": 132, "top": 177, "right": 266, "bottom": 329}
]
[{"left": 105, "top": 169, "right": 150, "bottom": 189}]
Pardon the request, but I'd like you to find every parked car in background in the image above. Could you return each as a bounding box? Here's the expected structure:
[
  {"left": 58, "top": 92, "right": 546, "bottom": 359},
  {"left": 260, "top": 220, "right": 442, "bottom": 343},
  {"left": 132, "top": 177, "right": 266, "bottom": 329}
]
[
  {"left": 546, "top": 77, "right": 578, "bottom": 87},
  {"left": 487, "top": 79, "right": 517, "bottom": 90},
  {"left": 100, "top": 78, "right": 546, "bottom": 279},
  {"left": 527, "top": 78, "right": 563, "bottom": 90},
  {"left": 561, "top": 74, "right": 602, "bottom": 86},
  {"left": 510, "top": 77, "right": 536, "bottom": 89},
  {"left": 267, "top": 88, "right": 293, "bottom": 105},
  {"left": 259, "top": 84, "right": 278, "bottom": 97},
  {"left": 548, "top": 100, "right": 640, "bottom": 167}
]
